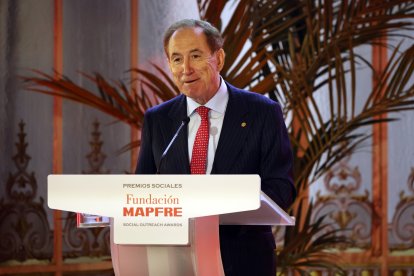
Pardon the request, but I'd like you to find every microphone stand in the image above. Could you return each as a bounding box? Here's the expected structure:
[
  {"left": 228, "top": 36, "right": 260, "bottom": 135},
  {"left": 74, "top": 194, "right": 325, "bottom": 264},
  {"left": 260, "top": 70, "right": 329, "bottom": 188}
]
[{"left": 156, "top": 117, "right": 190, "bottom": 174}]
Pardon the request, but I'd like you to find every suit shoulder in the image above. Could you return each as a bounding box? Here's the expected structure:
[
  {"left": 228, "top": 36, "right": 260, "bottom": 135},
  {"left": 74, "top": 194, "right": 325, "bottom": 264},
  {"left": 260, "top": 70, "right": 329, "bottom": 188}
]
[
  {"left": 145, "top": 94, "right": 184, "bottom": 116},
  {"left": 228, "top": 83, "right": 280, "bottom": 109}
]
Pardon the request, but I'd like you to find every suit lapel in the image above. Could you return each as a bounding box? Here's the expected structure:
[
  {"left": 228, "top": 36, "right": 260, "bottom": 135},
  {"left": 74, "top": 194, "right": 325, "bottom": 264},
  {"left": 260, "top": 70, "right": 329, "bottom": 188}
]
[
  {"left": 164, "top": 95, "right": 190, "bottom": 174},
  {"left": 212, "top": 83, "right": 251, "bottom": 173}
]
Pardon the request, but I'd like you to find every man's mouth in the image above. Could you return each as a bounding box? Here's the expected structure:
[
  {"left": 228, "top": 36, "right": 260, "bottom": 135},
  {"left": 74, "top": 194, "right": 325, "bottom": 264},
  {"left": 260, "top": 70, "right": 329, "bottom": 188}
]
[{"left": 183, "top": 78, "right": 199, "bottom": 84}]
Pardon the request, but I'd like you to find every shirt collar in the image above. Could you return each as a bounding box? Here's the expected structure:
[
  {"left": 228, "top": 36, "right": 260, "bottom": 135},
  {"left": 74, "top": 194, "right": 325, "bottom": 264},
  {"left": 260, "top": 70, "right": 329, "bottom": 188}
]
[{"left": 186, "top": 77, "right": 229, "bottom": 117}]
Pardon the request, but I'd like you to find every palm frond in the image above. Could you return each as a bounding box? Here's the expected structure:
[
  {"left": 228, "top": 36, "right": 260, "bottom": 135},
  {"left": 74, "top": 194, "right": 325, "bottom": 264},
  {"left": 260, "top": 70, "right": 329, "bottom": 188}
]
[
  {"left": 21, "top": 70, "right": 147, "bottom": 128},
  {"left": 277, "top": 200, "right": 351, "bottom": 275}
]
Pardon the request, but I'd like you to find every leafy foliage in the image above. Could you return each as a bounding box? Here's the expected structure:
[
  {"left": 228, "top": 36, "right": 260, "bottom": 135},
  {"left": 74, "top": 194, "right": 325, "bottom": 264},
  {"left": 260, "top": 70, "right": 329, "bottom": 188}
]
[{"left": 277, "top": 199, "right": 352, "bottom": 275}]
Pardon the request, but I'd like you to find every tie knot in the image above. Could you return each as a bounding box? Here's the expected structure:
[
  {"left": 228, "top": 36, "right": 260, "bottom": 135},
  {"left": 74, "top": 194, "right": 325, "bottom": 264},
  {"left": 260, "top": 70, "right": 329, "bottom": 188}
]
[{"left": 196, "top": 106, "right": 210, "bottom": 120}]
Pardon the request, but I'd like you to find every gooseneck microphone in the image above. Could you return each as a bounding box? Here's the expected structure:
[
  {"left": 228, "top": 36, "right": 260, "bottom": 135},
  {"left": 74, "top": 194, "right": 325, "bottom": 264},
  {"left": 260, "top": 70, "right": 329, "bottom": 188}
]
[{"left": 156, "top": 117, "right": 190, "bottom": 174}]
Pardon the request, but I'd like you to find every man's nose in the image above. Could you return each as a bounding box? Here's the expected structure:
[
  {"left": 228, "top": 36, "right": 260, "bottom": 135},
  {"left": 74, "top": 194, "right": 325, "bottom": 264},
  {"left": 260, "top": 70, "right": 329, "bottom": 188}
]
[{"left": 182, "top": 58, "right": 193, "bottom": 75}]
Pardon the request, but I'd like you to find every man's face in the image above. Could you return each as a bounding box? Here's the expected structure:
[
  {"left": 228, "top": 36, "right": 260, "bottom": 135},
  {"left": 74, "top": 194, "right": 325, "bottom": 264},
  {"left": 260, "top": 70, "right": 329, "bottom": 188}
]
[{"left": 167, "top": 27, "right": 225, "bottom": 104}]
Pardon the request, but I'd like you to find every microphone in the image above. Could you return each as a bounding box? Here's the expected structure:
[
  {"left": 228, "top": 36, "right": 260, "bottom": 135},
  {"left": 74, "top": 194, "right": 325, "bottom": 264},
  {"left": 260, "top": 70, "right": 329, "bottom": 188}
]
[{"left": 156, "top": 117, "right": 190, "bottom": 174}]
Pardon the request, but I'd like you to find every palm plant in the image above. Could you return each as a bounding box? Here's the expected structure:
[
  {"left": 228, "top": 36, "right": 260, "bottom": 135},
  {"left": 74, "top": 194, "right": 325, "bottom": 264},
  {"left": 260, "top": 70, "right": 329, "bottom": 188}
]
[{"left": 23, "top": 0, "right": 414, "bottom": 273}]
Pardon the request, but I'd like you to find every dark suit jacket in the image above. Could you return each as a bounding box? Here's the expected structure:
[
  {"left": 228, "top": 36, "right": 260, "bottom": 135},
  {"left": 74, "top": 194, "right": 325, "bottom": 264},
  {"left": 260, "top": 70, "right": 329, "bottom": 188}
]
[
  {"left": 135, "top": 81, "right": 295, "bottom": 274},
  {"left": 136, "top": 81, "right": 295, "bottom": 210}
]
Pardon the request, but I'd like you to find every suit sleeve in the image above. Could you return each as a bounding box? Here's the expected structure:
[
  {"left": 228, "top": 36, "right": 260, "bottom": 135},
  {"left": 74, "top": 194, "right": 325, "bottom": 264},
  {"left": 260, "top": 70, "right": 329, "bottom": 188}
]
[
  {"left": 260, "top": 102, "right": 296, "bottom": 210},
  {"left": 135, "top": 111, "right": 157, "bottom": 174}
]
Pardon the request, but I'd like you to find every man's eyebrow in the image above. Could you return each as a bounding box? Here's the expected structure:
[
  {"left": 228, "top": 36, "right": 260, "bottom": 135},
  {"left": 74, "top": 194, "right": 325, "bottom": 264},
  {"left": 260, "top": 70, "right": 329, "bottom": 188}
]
[
  {"left": 171, "top": 48, "right": 203, "bottom": 56},
  {"left": 189, "top": 48, "right": 203, "bottom": 53},
  {"left": 170, "top": 52, "right": 182, "bottom": 57}
]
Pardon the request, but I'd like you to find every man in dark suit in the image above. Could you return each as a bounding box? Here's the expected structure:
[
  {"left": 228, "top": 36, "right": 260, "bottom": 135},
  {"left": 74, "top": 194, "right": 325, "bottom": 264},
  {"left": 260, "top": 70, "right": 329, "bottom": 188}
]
[{"left": 136, "top": 19, "right": 295, "bottom": 276}]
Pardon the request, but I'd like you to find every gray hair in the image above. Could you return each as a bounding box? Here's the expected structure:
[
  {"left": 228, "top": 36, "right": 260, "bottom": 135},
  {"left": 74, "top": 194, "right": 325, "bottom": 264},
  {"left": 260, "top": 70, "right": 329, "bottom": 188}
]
[{"left": 163, "top": 19, "right": 224, "bottom": 57}]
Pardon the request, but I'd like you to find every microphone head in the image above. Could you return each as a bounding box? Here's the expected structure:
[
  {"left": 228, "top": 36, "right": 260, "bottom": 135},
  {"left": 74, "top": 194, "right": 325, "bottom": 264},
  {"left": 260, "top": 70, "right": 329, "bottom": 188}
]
[{"left": 183, "top": 117, "right": 190, "bottom": 124}]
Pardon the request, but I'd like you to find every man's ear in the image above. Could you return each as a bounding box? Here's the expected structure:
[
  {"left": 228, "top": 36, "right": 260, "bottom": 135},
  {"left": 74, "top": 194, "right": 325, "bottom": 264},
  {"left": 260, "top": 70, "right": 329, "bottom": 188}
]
[{"left": 216, "top": 48, "right": 225, "bottom": 72}]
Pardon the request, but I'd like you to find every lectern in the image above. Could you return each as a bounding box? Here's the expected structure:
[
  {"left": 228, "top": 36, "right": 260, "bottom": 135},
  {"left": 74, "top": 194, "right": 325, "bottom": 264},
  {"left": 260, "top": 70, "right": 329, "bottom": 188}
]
[{"left": 48, "top": 175, "right": 295, "bottom": 276}]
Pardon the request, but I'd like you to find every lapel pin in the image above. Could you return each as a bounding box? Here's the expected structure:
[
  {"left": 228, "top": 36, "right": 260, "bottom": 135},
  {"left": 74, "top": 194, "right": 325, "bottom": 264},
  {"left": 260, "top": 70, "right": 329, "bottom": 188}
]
[{"left": 241, "top": 122, "right": 247, "bottom": 127}]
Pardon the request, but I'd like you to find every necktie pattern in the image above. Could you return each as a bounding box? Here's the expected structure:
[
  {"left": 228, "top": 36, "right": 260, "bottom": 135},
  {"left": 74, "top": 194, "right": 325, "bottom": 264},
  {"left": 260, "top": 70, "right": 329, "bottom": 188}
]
[{"left": 190, "top": 106, "right": 210, "bottom": 174}]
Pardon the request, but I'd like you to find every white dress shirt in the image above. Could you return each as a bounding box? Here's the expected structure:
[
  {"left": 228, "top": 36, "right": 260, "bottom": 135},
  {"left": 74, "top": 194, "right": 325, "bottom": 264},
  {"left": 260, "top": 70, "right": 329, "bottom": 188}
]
[{"left": 186, "top": 77, "right": 229, "bottom": 174}]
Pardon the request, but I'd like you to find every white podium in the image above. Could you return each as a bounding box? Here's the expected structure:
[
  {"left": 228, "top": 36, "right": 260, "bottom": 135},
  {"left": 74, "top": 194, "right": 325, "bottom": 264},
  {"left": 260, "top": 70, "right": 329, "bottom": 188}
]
[{"left": 48, "top": 175, "right": 295, "bottom": 276}]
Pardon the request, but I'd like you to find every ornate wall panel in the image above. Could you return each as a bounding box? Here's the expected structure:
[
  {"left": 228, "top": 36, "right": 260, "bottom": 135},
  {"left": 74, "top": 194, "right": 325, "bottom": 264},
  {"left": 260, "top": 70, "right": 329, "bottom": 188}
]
[
  {"left": 0, "top": 0, "right": 55, "bottom": 227},
  {"left": 388, "top": 167, "right": 414, "bottom": 251},
  {"left": 386, "top": 19, "right": 414, "bottom": 255},
  {"left": 0, "top": 121, "right": 53, "bottom": 263},
  {"left": 62, "top": 120, "right": 110, "bottom": 258},
  {"left": 312, "top": 158, "right": 373, "bottom": 249},
  {"left": 62, "top": 212, "right": 111, "bottom": 259}
]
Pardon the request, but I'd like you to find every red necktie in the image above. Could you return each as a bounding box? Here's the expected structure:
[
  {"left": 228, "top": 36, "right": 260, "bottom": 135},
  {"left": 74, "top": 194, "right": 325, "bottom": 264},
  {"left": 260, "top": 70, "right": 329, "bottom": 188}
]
[{"left": 191, "top": 106, "right": 210, "bottom": 174}]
